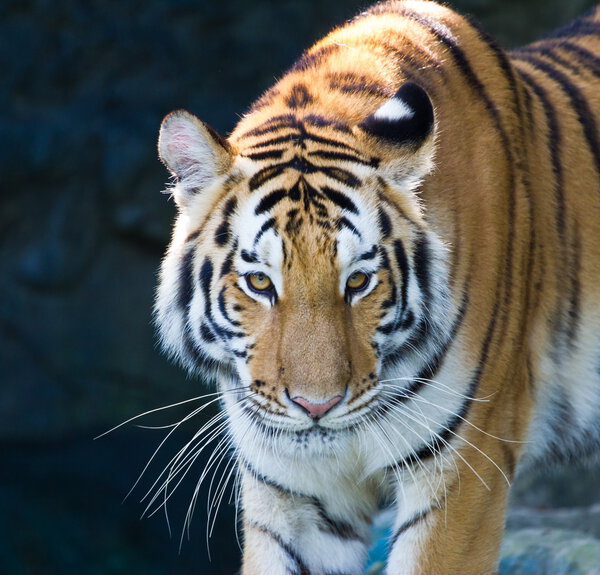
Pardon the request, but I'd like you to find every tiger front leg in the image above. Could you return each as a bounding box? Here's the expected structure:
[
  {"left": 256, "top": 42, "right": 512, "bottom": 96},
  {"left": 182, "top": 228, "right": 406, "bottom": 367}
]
[
  {"left": 385, "top": 437, "right": 512, "bottom": 575},
  {"left": 240, "top": 468, "right": 373, "bottom": 575}
]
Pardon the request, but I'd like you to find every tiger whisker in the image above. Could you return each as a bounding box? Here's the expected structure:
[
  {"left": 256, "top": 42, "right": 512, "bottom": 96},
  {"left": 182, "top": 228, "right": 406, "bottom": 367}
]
[
  {"left": 143, "top": 416, "right": 232, "bottom": 518},
  {"left": 94, "top": 386, "right": 249, "bottom": 440},
  {"left": 379, "top": 391, "right": 502, "bottom": 489},
  {"left": 126, "top": 397, "right": 228, "bottom": 503},
  {"left": 140, "top": 391, "right": 257, "bottom": 528},
  {"left": 378, "top": 376, "right": 493, "bottom": 402},
  {"left": 205, "top": 411, "right": 258, "bottom": 545},
  {"left": 389, "top": 389, "right": 513, "bottom": 486},
  {"left": 139, "top": 408, "right": 231, "bottom": 507},
  {"left": 208, "top": 450, "right": 239, "bottom": 539},
  {"left": 374, "top": 399, "right": 455, "bottom": 508},
  {"left": 366, "top": 411, "right": 438, "bottom": 506},
  {"left": 380, "top": 383, "right": 528, "bottom": 445}
]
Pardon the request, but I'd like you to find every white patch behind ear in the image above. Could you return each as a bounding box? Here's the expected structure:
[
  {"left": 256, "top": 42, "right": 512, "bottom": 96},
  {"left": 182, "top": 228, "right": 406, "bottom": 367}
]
[
  {"left": 373, "top": 97, "right": 414, "bottom": 122},
  {"left": 158, "top": 110, "right": 232, "bottom": 205}
]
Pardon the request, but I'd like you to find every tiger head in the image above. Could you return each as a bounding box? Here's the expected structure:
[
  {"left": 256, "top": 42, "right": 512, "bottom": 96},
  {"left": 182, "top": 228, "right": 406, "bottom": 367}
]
[{"left": 155, "top": 83, "right": 452, "bottom": 456}]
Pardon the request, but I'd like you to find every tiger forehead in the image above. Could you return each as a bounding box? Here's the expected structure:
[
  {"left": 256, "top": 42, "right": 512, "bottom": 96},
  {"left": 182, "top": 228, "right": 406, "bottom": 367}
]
[
  {"left": 235, "top": 112, "right": 380, "bottom": 174},
  {"left": 236, "top": 175, "right": 363, "bottom": 263}
]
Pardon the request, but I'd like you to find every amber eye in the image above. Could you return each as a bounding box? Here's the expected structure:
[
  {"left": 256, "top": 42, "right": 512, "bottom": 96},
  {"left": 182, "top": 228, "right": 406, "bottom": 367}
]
[
  {"left": 346, "top": 271, "right": 370, "bottom": 292},
  {"left": 246, "top": 272, "right": 274, "bottom": 294}
]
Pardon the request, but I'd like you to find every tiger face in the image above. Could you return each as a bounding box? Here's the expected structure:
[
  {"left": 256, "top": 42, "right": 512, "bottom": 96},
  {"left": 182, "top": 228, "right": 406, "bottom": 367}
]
[{"left": 155, "top": 83, "right": 452, "bottom": 457}]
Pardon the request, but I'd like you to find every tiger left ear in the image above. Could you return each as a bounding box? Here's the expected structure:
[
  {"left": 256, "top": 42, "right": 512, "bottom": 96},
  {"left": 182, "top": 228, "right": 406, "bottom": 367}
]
[
  {"left": 158, "top": 110, "right": 233, "bottom": 206},
  {"left": 359, "top": 82, "right": 434, "bottom": 147}
]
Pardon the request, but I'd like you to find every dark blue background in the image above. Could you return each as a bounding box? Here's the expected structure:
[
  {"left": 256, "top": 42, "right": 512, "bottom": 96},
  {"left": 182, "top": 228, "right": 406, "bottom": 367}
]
[{"left": 1, "top": 1, "right": 597, "bottom": 574}]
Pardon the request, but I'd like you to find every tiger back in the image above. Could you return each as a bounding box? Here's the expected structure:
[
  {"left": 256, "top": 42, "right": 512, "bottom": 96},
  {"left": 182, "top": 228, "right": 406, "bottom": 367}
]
[{"left": 154, "top": 1, "right": 600, "bottom": 573}]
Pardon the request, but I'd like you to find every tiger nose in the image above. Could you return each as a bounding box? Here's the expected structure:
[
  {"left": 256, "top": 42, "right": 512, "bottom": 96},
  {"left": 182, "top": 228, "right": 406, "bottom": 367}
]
[{"left": 289, "top": 394, "right": 343, "bottom": 419}]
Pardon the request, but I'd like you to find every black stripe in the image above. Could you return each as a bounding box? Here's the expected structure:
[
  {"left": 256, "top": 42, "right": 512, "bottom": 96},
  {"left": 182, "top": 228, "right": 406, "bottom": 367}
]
[
  {"left": 241, "top": 114, "right": 297, "bottom": 139},
  {"left": 214, "top": 197, "right": 238, "bottom": 246},
  {"left": 378, "top": 206, "right": 392, "bottom": 239},
  {"left": 199, "top": 321, "right": 217, "bottom": 343},
  {"left": 290, "top": 44, "right": 340, "bottom": 73},
  {"left": 321, "top": 185, "right": 359, "bottom": 214},
  {"left": 200, "top": 258, "right": 245, "bottom": 341},
  {"left": 185, "top": 228, "right": 202, "bottom": 244},
  {"left": 376, "top": 322, "right": 398, "bottom": 335},
  {"left": 393, "top": 239, "right": 410, "bottom": 319},
  {"left": 248, "top": 164, "right": 287, "bottom": 191},
  {"left": 217, "top": 286, "right": 241, "bottom": 327},
  {"left": 336, "top": 216, "right": 362, "bottom": 239},
  {"left": 558, "top": 41, "right": 600, "bottom": 77},
  {"left": 177, "top": 247, "right": 195, "bottom": 311},
  {"left": 243, "top": 134, "right": 295, "bottom": 151},
  {"left": 513, "top": 52, "right": 600, "bottom": 177},
  {"left": 566, "top": 223, "right": 582, "bottom": 345},
  {"left": 321, "top": 166, "right": 361, "bottom": 188},
  {"left": 250, "top": 156, "right": 361, "bottom": 191},
  {"left": 219, "top": 242, "right": 237, "bottom": 278},
  {"left": 514, "top": 68, "right": 565, "bottom": 235},
  {"left": 411, "top": 233, "right": 431, "bottom": 305},
  {"left": 183, "top": 324, "right": 210, "bottom": 368},
  {"left": 244, "top": 128, "right": 357, "bottom": 155},
  {"left": 255, "top": 188, "right": 288, "bottom": 215},
  {"left": 244, "top": 149, "right": 285, "bottom": 161},
  {"left": 254, "top": 217, "right": 277, "bottom": 245},
  {"left": 199, "top": 258, "right": 214, "bottom": 316},
  {"left": 241, "top": 458, "right": 365, "bottom": 542},
  {"left": 249, "top": 522, "right": 310, "bottom": 575},
  {"left": 335, "top": 80, "right": 393, "bottom": 100},
  {"left": 359, "top": 244, "right": 379, "bottom": 261},
  {"left": 397, "top": 309, "right": 415, "bottom": 330},
  {"left": 390, "top": 509, "right": 430, "bottom": 548},
  {"left": 543, "top": 20, "right": 600, "bottom": 41},
  {"left": 465, "top": 13, "right": 521, "bottom": 100},
  {"left": 302, "top": 130, "right": 362, "bottom": 152},
  {"left": 303, "top": 114, "right": 351, "bottom": 134},
  {"left": 542, "top": 48, "right": 585, "bottom": 76},
  {"left": 241, "top": 249, "right": 259, "bottom": 263},
  {"left": 285, "top": 83, "right": 314, "bottom": 109},
  {"left": 314, "top": 502, "right": 365, "bottom": 542},
  {"left": 308, "top": 149, "right": 376, "bottom": 167},
  {"left": 514, "top": 55, "right": 599, "bottom": 346}
]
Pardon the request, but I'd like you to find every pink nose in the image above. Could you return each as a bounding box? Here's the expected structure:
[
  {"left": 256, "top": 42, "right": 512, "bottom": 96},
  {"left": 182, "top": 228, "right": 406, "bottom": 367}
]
[{"left": 290, "top": 394, "right": 343, "bottom": 419}]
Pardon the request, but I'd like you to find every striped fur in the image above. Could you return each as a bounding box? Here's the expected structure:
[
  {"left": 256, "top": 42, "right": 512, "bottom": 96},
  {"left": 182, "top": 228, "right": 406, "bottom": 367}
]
[{"left": 155, "top": 2, "right": 600, "bottom": 574}]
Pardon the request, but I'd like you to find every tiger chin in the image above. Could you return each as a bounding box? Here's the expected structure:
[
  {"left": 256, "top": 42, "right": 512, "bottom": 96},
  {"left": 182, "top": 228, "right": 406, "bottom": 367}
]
[{"left": 153, "top": 1, "right": 600, "bottom": 574}]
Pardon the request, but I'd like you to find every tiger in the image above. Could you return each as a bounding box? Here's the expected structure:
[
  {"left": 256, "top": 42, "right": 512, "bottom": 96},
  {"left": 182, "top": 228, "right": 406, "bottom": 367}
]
[{"left": 153, "top": 1, "right": 600, "bottom": 574}]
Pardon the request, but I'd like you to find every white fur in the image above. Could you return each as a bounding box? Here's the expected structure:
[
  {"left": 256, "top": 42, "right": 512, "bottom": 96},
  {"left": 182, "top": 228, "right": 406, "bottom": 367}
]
[{"left": 373, "top": 97, "right": 414, "bottom": 122}]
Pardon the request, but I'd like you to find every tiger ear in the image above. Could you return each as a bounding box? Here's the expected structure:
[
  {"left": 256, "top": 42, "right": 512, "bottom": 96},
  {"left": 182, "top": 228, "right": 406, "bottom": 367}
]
[
  {"left": 158, "top": 110, "right": 233, "bottom": 206},
  {"left": 358, "top": 82, "right": 436, "bottom": 188}
]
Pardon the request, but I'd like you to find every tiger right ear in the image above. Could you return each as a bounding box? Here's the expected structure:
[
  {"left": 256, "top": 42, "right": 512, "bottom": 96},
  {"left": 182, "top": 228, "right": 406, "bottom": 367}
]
[
  {"left": 158, "top": 110, "right": 233, "bottom": 206},
  {"left": 359, "top": 82, "right": 434, "bottom": 147},
  {"left": 358, "top": 82, "right": 436, "bottom": 189}
]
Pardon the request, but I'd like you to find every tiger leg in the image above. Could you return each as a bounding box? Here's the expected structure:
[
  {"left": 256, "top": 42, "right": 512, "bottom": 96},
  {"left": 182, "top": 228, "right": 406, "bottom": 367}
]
[
  {"left": 240, "top": 469, "right": 372, "bottom": 575},
  {"left": 386, "top": 434, "right": 513, "bottom": 575}
]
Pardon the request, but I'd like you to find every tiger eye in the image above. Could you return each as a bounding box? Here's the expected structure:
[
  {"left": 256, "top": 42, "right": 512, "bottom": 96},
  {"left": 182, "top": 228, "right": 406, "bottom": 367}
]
[
  {"left": 247, "top": 272, "right": 273, "bottom": 293},
  {"left": 346, "top": 271, "right": 369, "bottom": 292}
]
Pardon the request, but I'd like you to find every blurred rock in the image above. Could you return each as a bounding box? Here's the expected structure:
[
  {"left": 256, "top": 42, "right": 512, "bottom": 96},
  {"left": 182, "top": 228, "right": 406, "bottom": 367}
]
[
  {"left": 507, "top": 505, "right": 600, "bottom": 540},
  {"left": 500, "top": 529, "right": 600, "bottom": 575}
]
